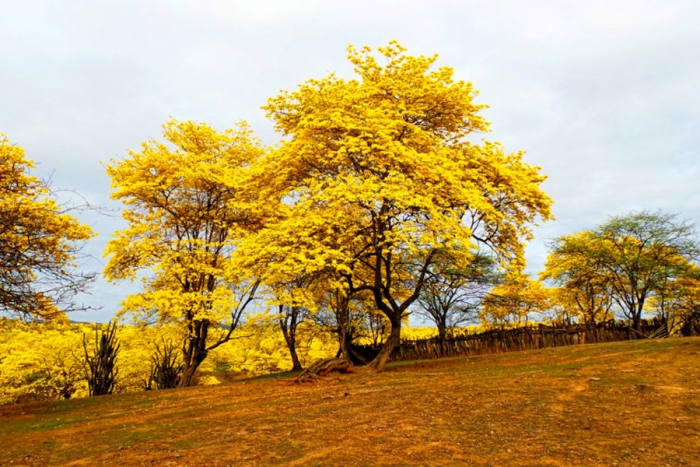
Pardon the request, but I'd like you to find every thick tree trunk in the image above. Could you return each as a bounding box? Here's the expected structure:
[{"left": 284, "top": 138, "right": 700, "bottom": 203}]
[
  {"left": 437, "top": 319, "right": 448, "bottom": 355},
  {"left": 337, "top": 325, "right": 352, "bottom": 362},
  {"left": 282, "top": 331, "right": 303, "bottom": 372},
  {"left": 633, "top": 316, "right": 642, "bottom": 335},
  {"left": 633, "top": 302, "right": 644, "bottom": 336},
  {"left": 366, "top": 317, "right": 401, "bottom": 371},
  {"left": 338, "top": 339, "right": 370, "bottom": 366},
  {"left": 336, "top": 324, "right": 369, "bottom": 365},
  {"left": 288, "top": 342, "right": 303, "bottom": 371},
  {"left": 179, "top": 350, "right": 208, "bottom": 387},
  {"left": 178, "top": 319, "right": 209, "bottom": 387}
]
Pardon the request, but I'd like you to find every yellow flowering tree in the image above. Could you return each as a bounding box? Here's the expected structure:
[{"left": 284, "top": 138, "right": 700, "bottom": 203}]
[
  {"left": 235, "top": 42, "right": 553, "bottom": 370},
  {"left": 480, "top": 272, "right": 551, "bottom": 329},
  {"left": 0, "top": 134, "right": 95, "bottom": 320},
  {"left": 0, "top": 319, "right": 88, "bottom": 404},
  {"left": 540, "top": 231, "right": 615, "bottom": 325},
  {"left": 104, "top": 119, "right": 262, "bottom": 386},
  {"left": 648, "top": 265, "right": 700, "bottom": 334},
  {"left": 542, "top": 212, "right": 699, "bottom": 332}
]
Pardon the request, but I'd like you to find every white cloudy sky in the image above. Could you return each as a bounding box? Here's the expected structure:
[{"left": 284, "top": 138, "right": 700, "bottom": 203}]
[{"left": 1, "top": 0, "right": 699, "bottom": 322}]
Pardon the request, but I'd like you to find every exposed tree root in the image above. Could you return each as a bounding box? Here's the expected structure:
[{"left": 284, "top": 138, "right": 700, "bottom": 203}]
[{"left": 295, "top": 358, "right": 354, "bottom": 383}]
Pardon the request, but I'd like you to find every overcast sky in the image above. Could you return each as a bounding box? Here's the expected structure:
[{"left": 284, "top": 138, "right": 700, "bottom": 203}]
[{"left": 2, "top": 0, "right": 699, "bottom": 322}]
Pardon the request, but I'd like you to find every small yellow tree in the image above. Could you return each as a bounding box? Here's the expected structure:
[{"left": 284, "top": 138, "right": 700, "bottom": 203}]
[
  {"left": 0, "top": 134, "right": 95, "bottom": 319},
  {"left": 540, "top": 231, "right": 614, "bottom": 325},
  {"left": 104, "top": 119, "right": 262, "bottom": 386},
  {"left": 649, "top": 265, "right": 700, "bottom": 334},
  {"left": 481, "top": 272, "right": 551, "bottom": 329}
]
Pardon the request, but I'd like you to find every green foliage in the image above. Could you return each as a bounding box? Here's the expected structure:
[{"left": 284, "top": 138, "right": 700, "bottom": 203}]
[
  {"left": 416, "top": 252, "right": 500, "bottom": 339},
  {"left": 543, "top": 211, "right": 700, "bottom": 329}
]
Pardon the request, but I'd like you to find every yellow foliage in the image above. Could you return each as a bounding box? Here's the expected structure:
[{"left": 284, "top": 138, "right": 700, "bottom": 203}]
[
  {"left": 2, "top": 316, "right": 494, "bottom": 404},
  {"left": 233, "top": 42, "right": 552, "bottom": 368},
  {"left": 481, "top": 272, "right": 551, "bottom": 328},
  {"left": 104, "top": 119, "right": 264, "bottom": 385},
  {"left": 0, "top": 318, "right": 337, "bottom": 404},
  {"left": 238, "top": 42, "right": 552, "bottom": 287},
  {"left": 207, "top": 316, "right": 338, "bottom": 376},
  {"left": 0, "top": 134, "right": 95, "bottom": 318},
  {"left": 649, "top": 268, "right": 700, "bottom": 332},
  {"left": 0, "top": 319, "right": 87, "bottom": 404},
  {"left": 400, "top": 326, "right": 439, "bottom": 340},
  {"left": 197, "top": 375, "right": 221, "bottom": 386}
]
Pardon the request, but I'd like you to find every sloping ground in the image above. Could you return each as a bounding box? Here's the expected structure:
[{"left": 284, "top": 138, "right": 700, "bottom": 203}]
[{"left": 1, "top": 338, "right": 699, "bottom": 467}]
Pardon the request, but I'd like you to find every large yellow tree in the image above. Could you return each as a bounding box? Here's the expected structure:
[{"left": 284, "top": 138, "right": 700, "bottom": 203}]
[
  {"left": 0, "top": 134, "right": 95, "bottom": 320},
  {"left": 104, "top": 119, "right": 262, "bottom": 386},
  {"left": 235, "top": 42, "right": 553, "bottom": 370}
]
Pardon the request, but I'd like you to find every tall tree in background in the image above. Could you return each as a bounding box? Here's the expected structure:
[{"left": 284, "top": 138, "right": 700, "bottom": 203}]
[
  {"left": 480, "top": 272, "right": 551, "bottom": 328},
  {"left": 277, "top": 303, "right": 306, "bottom": 371},
  {"left": 270, "top": 278, "right": 317, "bottom": 372},
  {"left": 542, "top": 212, "right": 699, "bottom": 332},
  {"left": 415, "top": 252, "right": 499, "bottom": 342},
  {"left": 0, "top": 134, "right": 95, "bottom": 320},
  {"left": 104, "top": 119, "right": 262, "bottom": 386},
  {"left": 541, "top": 231, "right": 614, "bottom": 325},
  {"left": 649, "top": 267, "right": 700, "bottom": 335},
  {"left": 234, "top": 42, "right": 553, "bottom": 370}
]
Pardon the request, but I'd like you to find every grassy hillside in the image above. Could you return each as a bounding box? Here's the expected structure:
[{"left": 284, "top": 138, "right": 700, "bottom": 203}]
[{"left": 1, "top": 338, "right": 699, "bottom": 466}]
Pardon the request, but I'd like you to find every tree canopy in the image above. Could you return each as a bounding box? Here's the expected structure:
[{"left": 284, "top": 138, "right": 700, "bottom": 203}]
[
  {"left": 0, "top": 134, "right": 95, "bottom": 320},
  {"left": 233, "top": 41, "right": 553, "bottom": 369},
  {"left": 415, "top": 252, "right": 499, "bottom": 340},
  {"left": 480, "top": 271, "right": 551, "bottom": 328},
  {"left": 542, "top": 211, "right": 700, "bottom": 330},
  {"left": 104, "top": 119, "right": 263, "bottom": 386}
]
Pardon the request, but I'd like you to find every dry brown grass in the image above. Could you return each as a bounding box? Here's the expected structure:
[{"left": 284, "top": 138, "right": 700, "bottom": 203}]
[{"left": 1, "top": 338, "right": 699, "bottom": 466}]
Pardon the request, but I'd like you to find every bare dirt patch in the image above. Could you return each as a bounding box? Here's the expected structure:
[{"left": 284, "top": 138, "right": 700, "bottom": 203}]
[{"left": 1, "top": 338, "right": 699, "bottom": 466}]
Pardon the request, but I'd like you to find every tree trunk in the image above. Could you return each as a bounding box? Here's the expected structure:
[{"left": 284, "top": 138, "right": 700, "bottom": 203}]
[
  {"left": 279, "top": 305, "right": 303, "bottom": 371},
  {"left": 330, "top": 293, "right": 369, "bottom": 365},
  {"left": 336, "top": 321, "right": 368, "bottom": 365},
  {"left": 437, "top": 318, "right": 448, "bottom": 356},
  {"left": 366, "top": 316, "right": 401, "bottom": 371},
  {"left": 337, "top": 325, "right": 352, "bottom": 362},
  {"left": 283, "top": 329, "right": 303, "bottom": 372},
  {"left": 633, "top": 302, "right": 644, "bottom": 336},
  {"left": 179, "top": 350, "right": 208, "bottom": 387},
  {"left": 178, "top": 319, "right": 209, "bottom": 387}
]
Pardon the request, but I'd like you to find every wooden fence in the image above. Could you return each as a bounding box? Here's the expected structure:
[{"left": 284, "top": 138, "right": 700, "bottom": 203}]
[{"left": 385, "top": 320, "right": 667, "bottom": 362}]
